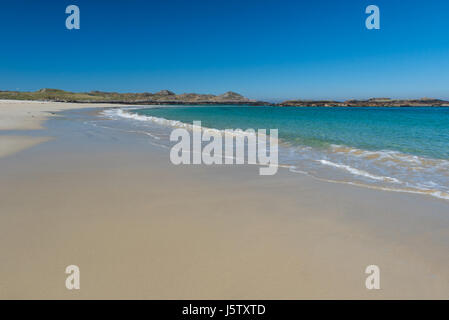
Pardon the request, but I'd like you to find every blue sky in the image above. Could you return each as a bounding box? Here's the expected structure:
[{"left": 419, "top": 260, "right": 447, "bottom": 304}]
[{"left": 0, "top": 0, "right": 448, "bottom": 101}]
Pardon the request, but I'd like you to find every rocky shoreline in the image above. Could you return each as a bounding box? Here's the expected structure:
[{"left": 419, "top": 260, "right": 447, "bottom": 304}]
[
  {"left": 1, "top": 89, "right": 448, "bottom": 107},
  {"left": 278, "top": 97, "right": 449, "bottom": 107}
]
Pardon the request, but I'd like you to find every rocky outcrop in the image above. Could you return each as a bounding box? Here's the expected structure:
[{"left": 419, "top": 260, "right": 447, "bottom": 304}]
[
  {"left": 156, "top": 90, "right": 175, "bottom": 96},
  {"left": 278, "top": 97, "right": 449, "bottom": 107}
]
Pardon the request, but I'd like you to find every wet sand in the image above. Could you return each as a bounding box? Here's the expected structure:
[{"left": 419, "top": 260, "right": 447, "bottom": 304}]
[
  {"left": 0, "top": 101, "right": 449, "bottom": 299},
  {"left": 0, "top": 100, "right": 109, "bottom": 160}
]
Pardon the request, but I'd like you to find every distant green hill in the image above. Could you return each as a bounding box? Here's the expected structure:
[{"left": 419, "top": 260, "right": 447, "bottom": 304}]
[{"left": 0, "top": 89, "right": 261, "bottom": 105}]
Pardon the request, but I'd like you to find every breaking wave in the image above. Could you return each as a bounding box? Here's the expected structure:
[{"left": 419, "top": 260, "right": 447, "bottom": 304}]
[{"left": 103, "top": 107, "right": 449, "bottom": 201}]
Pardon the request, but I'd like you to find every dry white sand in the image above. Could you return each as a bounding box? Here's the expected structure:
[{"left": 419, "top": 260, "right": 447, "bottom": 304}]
[
  {"left": 0, "top": 100, "right": 114, "bottom": 158},
  {"left": 0, "top": 100, "right": 109, "bottom": 131}
]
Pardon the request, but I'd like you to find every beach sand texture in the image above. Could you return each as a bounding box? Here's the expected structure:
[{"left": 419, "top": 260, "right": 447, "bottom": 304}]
[{"left": 1, "top": 101, "right": 449, "bottom": 299}]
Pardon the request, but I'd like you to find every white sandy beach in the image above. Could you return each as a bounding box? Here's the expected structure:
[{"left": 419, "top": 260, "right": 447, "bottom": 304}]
[
  {"left": 0, "top": 100, "right": 108, "bottom": 158},
  {"left": 0, "top": 100, "right": 103, "bottom": 130},
  {"left": 1, "top": 100, "right": 449, "bottom": 299}
]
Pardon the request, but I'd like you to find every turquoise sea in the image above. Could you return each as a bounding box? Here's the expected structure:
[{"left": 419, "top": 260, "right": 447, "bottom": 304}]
[{"left": 103, "top": 106, "right": 449, "bottom": 200}]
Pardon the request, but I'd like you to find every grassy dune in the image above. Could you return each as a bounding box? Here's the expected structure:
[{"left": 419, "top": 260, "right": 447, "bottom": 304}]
[{"left": 0, "top": 89, "right": 255, "bottom": 104}]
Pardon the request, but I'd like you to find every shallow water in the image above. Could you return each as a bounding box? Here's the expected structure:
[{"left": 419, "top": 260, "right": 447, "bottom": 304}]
[{"left": 101, "top": 105, "right": 449, "bottom": 200}]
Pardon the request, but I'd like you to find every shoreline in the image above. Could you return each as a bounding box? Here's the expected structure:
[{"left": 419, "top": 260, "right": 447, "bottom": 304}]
[
  {"left": 1, "top": 102, "right": 449, "bottom": 299},
  {"left": 107, "top": 106, "right": 449, "bottom": 202},
  {"left": 0, "top": 100, "right": 136, "bottom": 158},
  {"left": 3, "top": 101, "right": 449, "bottom": 201},
  {"left": 0, "top": 99, "right": 133, "bottom": 131}
]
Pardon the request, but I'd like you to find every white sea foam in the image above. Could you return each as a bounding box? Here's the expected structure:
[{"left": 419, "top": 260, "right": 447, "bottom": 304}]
[
  {"left": 314, "top": 159, "right": 449, "bottom": 200},
  {"left": 318, "top": 159, "right": 402, "bottom": 183},
  {"left": 290, "top": 165, "right": 449, "bottom": 200},
  {"left": 330, "top": 144, "right": 449, "bottom": 168},
  {"left": 103, "top": 108, "right": 278, "bottom": 142},
  {"left": 102, "top": 108, "right": 449, "bottom": 201}
]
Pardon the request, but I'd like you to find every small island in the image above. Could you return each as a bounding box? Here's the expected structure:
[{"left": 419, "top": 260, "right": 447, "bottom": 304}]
[{"left": 278, "top": 97, "right": 449, "bottom": 107}]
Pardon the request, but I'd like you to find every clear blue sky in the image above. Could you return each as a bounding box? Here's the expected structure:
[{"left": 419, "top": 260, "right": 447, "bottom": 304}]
[{"left": 1, "top": 0, "right": 448, "bottom": 101}]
